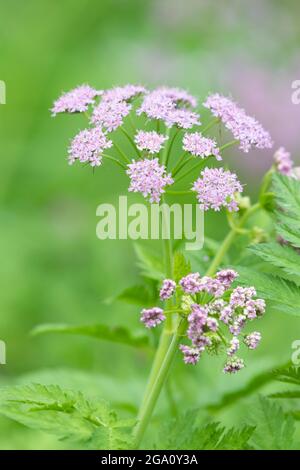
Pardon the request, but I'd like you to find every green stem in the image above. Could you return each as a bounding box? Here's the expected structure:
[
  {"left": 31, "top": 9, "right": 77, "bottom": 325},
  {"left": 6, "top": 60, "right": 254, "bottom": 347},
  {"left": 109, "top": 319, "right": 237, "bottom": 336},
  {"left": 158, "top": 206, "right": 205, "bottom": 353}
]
[
  {"left": 102, "top": 154, "right": 126, "bottom": 169},
  {"left": 133, "top": 319, "right": 187, "bottom": 448},
  {"left": 165, "top": 129, "right": 180, "bottom": 168},
  {"left": 134, "top": 196, "right": 173, "bottom": 440},
  {"left": 219, "top": 139, "right": 239, "bottom": 152},
  {"left": 120, "top": 126, "right": 140, "bottom": 157},
  {"left": 205, "top": 202, "right": 261, "bottom": 276},
  {"left": 201, "top": 117, "right": 220, "bottom": 134},
  {"left": 161, "top": 127, "right": 171, "bottom": 166},
  {"left": 113, "top": 141, "right": 131, "bottom": 164},
  {"left": 175, "top": 158, "right": 208, "bottom": 184},
  {"left": 172, "top": 153, "right": 192, "bottom": 177},
  {"left": 133, "top": 201, "right": 261, "bottom": 448}
]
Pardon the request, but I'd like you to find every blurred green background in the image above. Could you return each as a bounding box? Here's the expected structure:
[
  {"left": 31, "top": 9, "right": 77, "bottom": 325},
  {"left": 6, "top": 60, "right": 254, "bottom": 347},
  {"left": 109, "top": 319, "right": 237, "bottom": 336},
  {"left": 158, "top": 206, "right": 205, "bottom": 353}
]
[{"left": 1, "top": 0, "right": 300, "bottom": 449}]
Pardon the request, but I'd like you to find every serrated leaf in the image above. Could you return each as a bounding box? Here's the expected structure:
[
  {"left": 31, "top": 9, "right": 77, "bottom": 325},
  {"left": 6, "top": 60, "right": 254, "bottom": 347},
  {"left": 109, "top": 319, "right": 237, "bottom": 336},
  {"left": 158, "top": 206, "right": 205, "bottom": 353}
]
[
  {"left": 173, "top": 252, "right": 191, "bottom": 282},
  {"left": 207, "top": 361, "right": 291, "bottom": 412},
  {"left": 160, "top": 411, "right": 254, "bottom": 450},
  {"left": 134, "top": 244, "right": 164, "bottom": 280},
  {"left": 31, "top": 323, "right": 150, "bottom": 349},
  {"left": 116, "top": 283, "right": 158, "bottom": 306},
  {"left": 269, "top": 390, "right": 300, "bottom": 399},
  {"left": 234, "top": 266, "right": 300, "bottom": 316},
  {"left": 275, "top": 367, "right": 300, "bottom": 386},
  {"left": 249, "top": 396, "right": 296, "bottom": 450},
  {"left": 0, "top": 384, "right": 132, "bottom": 449},
  {"left": 249, "top": 243, "right": 300, "bottom": 277},
  {"left": 272, "top": 173, "right": 300, "bottom": 221}
]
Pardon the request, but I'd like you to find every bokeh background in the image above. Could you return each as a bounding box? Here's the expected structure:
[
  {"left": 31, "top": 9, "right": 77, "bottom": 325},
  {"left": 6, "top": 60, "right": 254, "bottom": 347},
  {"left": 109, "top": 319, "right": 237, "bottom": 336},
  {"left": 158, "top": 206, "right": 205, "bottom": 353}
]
[{"left": 0, "top": 0, "right": 300, "bottom": 449}]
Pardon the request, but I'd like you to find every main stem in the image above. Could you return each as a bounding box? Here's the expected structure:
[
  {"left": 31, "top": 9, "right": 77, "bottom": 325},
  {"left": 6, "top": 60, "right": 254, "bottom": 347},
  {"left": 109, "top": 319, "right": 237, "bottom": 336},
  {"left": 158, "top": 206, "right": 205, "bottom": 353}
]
[
  {"left": 133, "top": 202, "right": 261, "bottom": 447},
  {"left": 134, "top": 196, "right": 174, "bottom": 444}
]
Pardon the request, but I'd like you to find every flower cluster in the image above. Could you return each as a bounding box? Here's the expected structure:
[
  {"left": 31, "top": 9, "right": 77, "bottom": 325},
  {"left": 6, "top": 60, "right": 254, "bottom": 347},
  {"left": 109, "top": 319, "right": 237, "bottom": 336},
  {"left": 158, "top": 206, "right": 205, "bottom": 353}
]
[
  {"left": 134, "top": 130, "right": 168, "bottom": 154},
  {"left": 68, "top": 127, "right": 112, "bottom": 167},
  {"left": 141, "top": 307, "right": 165, "bottom": 328},
  {"left": 137, "top": 87, "right": 200, "bottom": 129},
  {"left": 183, "top": 132, "right": 222, "bottom": 161},
  {"left": 127, "top": 158, "right": 173, "bottom": 203},
  {"left": 51, "top": 85, "right": 102, "bottom": 115},
  {"left": 273, "top": 146, "right": 293, "bottom": 176},
  {"left": 91, "top": 100, "right": 132, "bottom": 132},
  {"left": 204, "top": 93, "right": 273, "bottom": 153},
  {"left": 140, "top": 269, "right": 265, "bottom": 373},
  {"left": 192, "top": 167, "right": 243, "bottom": 212}
]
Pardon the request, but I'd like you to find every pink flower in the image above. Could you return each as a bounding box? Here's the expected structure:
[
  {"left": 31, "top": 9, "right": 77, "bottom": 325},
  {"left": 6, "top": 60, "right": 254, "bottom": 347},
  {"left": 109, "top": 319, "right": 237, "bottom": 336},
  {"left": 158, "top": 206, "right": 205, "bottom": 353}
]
[
  {"left": 102, "top": 85, "right": 146, "bottom": 103},
  {"left": 140, "top": 307, "right": 165, "bottom": 328},
  {"left": 273, "top": 147, "right": 293, "bottom": 176},
  {"left": 127, "top": 158, "right": 173, "bottom": 203},
  {"left": 183, "top": 132, "right": 221, "bottom": 160},
  {"left": 52, "top": 85, "right": 102, "bottom": 115},
  {"left": 68, "top": 127, "right": 112, "bottom": 167},
  {"left": 223, "top": 357, "right": 245, "bottom": 374},
  {"left": 159, "top": 279, "right": 176, "bottom": 300},
  {"left": 192, "top": 168, "right": 243, "bottom": 212},
  {"left": 203, "top": 93, "right": 273, "bottom": 153},
  {"left": 164, "top": 109, "right": 200, "bottom": 129},
  {"left": 179, "top": 345, "right": 201, "bottom": 365},
  {"left": 135, "top": 131, "right": 168, "bottom": 154},
  {"left": 91, "top": 100, "right": 131, "bottom": 132},
  {"left": 244, "top": 332, "right": 261, "bottom": 349}
]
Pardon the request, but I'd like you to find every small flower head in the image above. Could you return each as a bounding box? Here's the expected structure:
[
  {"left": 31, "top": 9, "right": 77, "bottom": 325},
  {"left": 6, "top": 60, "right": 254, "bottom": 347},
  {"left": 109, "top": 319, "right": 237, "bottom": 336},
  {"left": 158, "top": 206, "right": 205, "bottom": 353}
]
[
  {"left": 179, "top": 344, "right": 201, "bottom": 365},
  {"left": 68, "top": 127, "right": 112, "bottom": 167},
  {"left": 127, "top": 158, "right": 173, "bottom": 203},
  {"left": 192, "top": 167, "right": 243, "bottom": 212},
  {"left": 203, "top": 93, "right": 273, "bottom": 153},
  {"left": 165, "top": 109, "right": 201, "bottom": 129},
  {"left": 223, "top": 357, "right": 245, "bottom": 374},
  {"left": 179, "top": 272, "right": 202, "bottom": 294},
  {"left": 135, "top": 131, "right": 168, "bottom": 154},
  {"left": 273, "top": 147, "right": 293, "bottom": 176},
  {"left": 142, "top": 269, "right": 266, "bottom": 374},
  {"left": 91, "top": 100, "right": 131, "bottom": 132},
  {"left": 159, "top": 279, "right": 176, "bottom": 301},
  {"left": 102, "top": 84, "right": 146, "bottom": 103},
  {"left": 183, "top": 132, "right": 222, "bottom": 160},
  {"left": 216, "top": 269, "right": 238, "bottom": 289},
  {"left": 51, "top": 85, "right": 102, "bottom": 115},
  {"left": 140, "top": 307, "right": 165, "bottom": 328},
  {"left": 244, "top": 331, "right": 261, "bottom": 349},
  {"left": 227, "top": 337, "right": 240, "bottom": 356}
]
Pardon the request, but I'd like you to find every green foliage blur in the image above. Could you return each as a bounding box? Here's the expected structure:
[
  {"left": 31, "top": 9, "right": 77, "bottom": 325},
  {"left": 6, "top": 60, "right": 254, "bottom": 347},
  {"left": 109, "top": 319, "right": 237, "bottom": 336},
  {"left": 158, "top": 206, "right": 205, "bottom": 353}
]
[{"left": 1, "top": 0, "right": 300, "bottom": 449}]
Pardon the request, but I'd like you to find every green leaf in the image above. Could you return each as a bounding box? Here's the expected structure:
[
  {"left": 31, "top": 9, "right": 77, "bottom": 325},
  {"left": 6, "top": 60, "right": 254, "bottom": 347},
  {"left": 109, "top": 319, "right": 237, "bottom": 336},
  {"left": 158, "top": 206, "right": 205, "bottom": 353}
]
[
  {"left": 269, "top": 390, "right": 300, "bottom": 399},
  {"left": 0, "top": 384, "right": 133, "bottom": 449},
  {"left": 116, "top": 282, "right": 158, "bottom": 306},
  {"left": 31, "top": 323, "right": 150, "bottom": 349},
  {"left": 134, "top": 244, "right": 164, "bottom": 280},
  {"left": 275, "top": 367, "right": 300, "bottom": 386},
  {"left": 206, "top": 361, "right": 291, "bottom": 412},
  {"left": 173, "top": 252, "right": 191, "bottom": 282},
  {"left": 272, "top": 173, "right": 300, "bottom": 221},
  {"left": 249, "top": 396, "right": 296, "bottom": 450},
  {"left": 249, "top": 242, "right": 300, "bottom": 277},
  {"left": 276, "top": 220, "right": 300, "bottom": 249},
  {"left": 160, "top": 411, "right": 254, "bottom": 450},
  {"left": 234, "top": 266, "right": 300, "bottom": 316}
]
